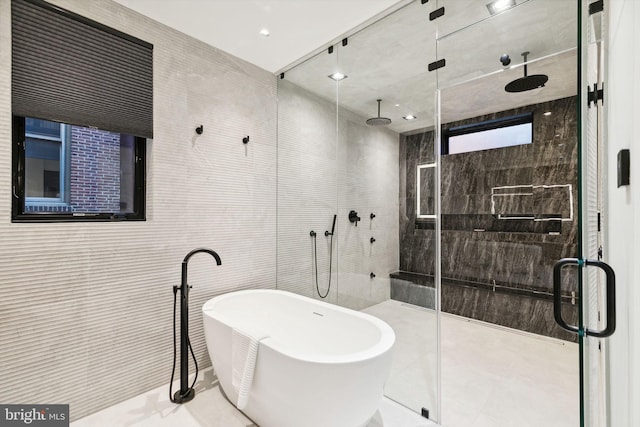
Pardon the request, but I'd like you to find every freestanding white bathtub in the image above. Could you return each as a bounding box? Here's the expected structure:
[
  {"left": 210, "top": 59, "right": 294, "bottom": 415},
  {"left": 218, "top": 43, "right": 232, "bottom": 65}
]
[{"left": 202, "top": 289, "right": 395, "bottom": 427}]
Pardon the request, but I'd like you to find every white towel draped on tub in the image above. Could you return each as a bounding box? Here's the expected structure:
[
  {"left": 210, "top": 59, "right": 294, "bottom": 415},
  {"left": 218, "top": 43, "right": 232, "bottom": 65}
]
[{"left": 231, "top": 328, "right": 267, "bottom": 410}]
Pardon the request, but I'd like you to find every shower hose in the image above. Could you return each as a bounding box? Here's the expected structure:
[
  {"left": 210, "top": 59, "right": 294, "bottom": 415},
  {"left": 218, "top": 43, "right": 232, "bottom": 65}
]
[
  {"left": 169, "top": 285, "right": 198, "bottom": 403},
  {"left": 311, "top": 232, "right": 334, "bottom": 298}
]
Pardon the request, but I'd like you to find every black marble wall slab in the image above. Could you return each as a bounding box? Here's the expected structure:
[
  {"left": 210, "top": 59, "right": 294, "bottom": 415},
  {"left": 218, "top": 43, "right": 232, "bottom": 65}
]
[
  {"left": 442, "top": 281, "right": 578, "bottom": 342},
  {"left": 388, "top": 271, "right": 578, "bottom": 342},
  {"left": 399, "top": 96, "right": 579, "bottom": 341},
  {"left": 415, "top": 214, "right": 562, "bottom": 233},
  {"left": 389, "top": 271, "right": 436, "bottom": 309}
]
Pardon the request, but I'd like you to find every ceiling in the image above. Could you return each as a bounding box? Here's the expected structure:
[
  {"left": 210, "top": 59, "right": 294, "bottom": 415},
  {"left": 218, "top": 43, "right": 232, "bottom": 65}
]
[
  {"left": 113, "top": 0, "right": 578, "bottom": 134},
  {"left": 112, "top": 0, "right": 406, "bottom": 73},
  {"left": 282, "top": 0, "right": 578, "bottom": 133}
]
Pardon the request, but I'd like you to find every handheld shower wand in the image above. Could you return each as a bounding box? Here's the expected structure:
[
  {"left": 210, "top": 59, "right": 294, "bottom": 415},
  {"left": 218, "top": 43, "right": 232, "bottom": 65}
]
[
  {"left": 325, "top": 214, "right": 337, "bottom": 236},
  {"left": 311, "top": 214, "right": 337, "bottom": 298}
]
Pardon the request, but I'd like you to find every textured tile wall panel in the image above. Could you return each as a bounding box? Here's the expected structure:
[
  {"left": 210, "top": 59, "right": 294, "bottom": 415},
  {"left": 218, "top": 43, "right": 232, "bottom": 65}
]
[
  {"left": 277, "top": 80, "right": 339, "bottom": 300},
  {"left": 277, "top": 80, "right": 399, "bottom": 310},
  {"left": 0, "top": 0, "right": 276, "bottom": 420}
]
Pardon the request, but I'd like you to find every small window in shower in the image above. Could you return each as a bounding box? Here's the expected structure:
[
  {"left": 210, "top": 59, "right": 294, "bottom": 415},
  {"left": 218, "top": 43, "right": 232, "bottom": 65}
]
[{"left": 443, "top": 112, "right": 533, "bottom": 155}]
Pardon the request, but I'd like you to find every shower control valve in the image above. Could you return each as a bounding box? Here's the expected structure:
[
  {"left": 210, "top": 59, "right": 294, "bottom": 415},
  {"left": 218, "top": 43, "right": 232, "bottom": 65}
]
[{"left": 348, "top": 210, "right": 361, "bottom": 226}]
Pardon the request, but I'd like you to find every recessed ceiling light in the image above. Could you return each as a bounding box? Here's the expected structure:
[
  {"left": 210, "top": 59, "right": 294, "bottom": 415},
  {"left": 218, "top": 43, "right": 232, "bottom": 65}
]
[
  {"left": 403, "top": 114, "right": 417, "bottom": 120},
  {"left": 544, "top": 111, "right": 552, "bottom": 116},
  {"left": 259, "top": 28, "right": 270, "bottom": 37},
  {"left": 486, "top": 0, "right": 516, "bottom": 15},
  {"left": 328, "top": 72, "right": 348, "bottom": 81}
]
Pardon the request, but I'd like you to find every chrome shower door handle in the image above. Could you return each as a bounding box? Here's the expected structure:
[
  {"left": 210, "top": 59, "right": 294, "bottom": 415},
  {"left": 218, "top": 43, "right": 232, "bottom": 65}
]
[{"left": 553, "top": 258, "right": 616, "bottom": 337}]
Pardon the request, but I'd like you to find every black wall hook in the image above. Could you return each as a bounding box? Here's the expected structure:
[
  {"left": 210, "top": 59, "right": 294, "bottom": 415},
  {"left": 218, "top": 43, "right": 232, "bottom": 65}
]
[
  {"left": 242, "top": 136, "right": 250, "bottom": 144},
  {"left": 195, "top": 125, "right": 203, "bottom": 135}
]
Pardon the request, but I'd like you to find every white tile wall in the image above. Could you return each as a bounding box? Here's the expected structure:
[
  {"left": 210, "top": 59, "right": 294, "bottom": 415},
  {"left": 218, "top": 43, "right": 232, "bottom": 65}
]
[
  {"left": 337, "top": 108, "right": 400, "bottom": 310},
  {"left": 277, "top": 79, "right": 399, "bottom": 310},
  {"left": 276, "top": 79, "right": 339, "bottom": 304},
  {"left": 0, "top": 0, "right": 276, "bottom": 420}
]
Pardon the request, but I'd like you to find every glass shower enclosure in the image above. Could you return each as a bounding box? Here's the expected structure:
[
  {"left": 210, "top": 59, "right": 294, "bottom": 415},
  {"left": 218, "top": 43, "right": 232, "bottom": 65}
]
[
  {"left": 276, "top": 0, "right": 612, "bottom": 425},
  {"left": 276, "top": 0, "right": 441, "bottom": 421}
]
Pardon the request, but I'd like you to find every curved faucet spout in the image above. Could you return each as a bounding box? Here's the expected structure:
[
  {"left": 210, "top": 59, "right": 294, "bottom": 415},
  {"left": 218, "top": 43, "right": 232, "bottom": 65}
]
[
  {"left": 181, "top": 248, "right": 222, "bottom": 295},
  {"left": 183, "top": 247, "right": 222, "bottom": 265}
]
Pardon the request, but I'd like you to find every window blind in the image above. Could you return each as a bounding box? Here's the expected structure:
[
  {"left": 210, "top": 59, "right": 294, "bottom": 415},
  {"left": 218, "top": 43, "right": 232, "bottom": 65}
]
[{"left": 12, "top": 0, "right": 153, "bottom": 138}]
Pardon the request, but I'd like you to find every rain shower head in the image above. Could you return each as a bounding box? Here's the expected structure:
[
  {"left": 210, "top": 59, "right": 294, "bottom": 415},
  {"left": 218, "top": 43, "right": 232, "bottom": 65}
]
[
  {"left": 505, "top": 74, "right": 548, "bottom": 92},
  {"left": 366, "top": 99, "right": 392, "bottom": 126},
  {"left": 505, "top": 51, "right": 548, "bottom": 93}
]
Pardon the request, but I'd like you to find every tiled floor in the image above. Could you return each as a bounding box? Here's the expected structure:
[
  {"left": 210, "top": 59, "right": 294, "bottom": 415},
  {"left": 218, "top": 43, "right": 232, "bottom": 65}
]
[
  {"left": 71, "top": 367, "right": 435, "bottom": 427},
  {"left": 364, "top": 300, "right": 579, "bottom": 427},
  {"left": 73, "top": 299, "right": 578, "bottom": 427}
]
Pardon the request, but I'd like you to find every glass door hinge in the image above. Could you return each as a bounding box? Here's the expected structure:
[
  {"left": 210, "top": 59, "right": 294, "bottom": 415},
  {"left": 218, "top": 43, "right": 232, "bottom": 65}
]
[
  {"left": 589, "top": 0, "right": 604, "bottom": 15},
  {"left": 588, "top": 82, "right": 604, "bottom": 107},
  {"left": 429, "top": 7, "right": 444, "bottom": 21},
  {"left": 421, "top": 408, "right": 430, "bottom": 419}
]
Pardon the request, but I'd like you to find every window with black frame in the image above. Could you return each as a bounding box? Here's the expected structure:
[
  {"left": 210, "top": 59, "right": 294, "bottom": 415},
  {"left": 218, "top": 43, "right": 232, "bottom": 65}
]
[
  {"left": 442, "top": 112, "right": 533, "bottom": 155},
  {"left": 11, "top": 0, "right": 152, "bottom": 221},
  {"left": 14, "top": 117, "right": 146, "bottom": 219}
]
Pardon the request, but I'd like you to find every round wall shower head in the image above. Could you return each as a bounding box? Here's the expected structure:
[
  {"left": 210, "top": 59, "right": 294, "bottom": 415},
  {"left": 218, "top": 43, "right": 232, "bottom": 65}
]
[
  {"left": 366, "top": 99, "right": 392, "bottom": 126},
  {"left": 504, "top": 51, "right": 548, "bottom": 93}
]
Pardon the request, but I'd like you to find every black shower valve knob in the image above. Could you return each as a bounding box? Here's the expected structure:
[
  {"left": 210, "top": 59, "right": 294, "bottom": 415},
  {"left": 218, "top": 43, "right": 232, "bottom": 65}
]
[{"left": 348, "top": 210, "right": 361, "bottom": 226}]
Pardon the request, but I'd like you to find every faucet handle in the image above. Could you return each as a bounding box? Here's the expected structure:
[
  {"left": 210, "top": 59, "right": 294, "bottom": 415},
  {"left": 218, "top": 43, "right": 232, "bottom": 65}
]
[{"left": 348, "top": 210, "right": 360, "bottom": 226}]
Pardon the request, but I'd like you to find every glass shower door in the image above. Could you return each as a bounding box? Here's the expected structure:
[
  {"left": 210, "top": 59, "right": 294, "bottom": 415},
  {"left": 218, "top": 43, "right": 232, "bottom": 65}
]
[
  {"left": 572, "top": 2, "right": 612, "bottom": 425},
  {"left": 276, "top": 44, "right": 340, "bottom": 304},
  {"left": 434, "top": 0, "right": 591, "bottom": 425},
  {"left": 275, "top": 0, "right": 442, "bottom": 421},
  {"left": 334, "top": 0, "right": 441, "bottom": 420}
]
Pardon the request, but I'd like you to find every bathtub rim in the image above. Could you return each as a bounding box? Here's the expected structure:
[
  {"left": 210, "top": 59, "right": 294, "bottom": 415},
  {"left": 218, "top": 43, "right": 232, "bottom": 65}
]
[{"left": 202, "top": 288, "right": 395, "bottom": 364}]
